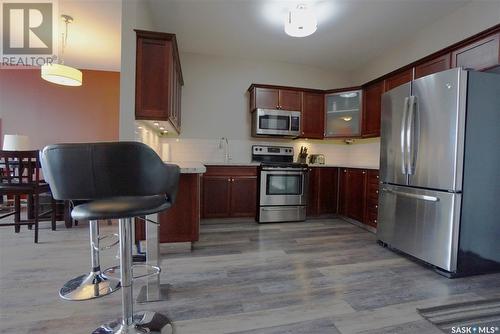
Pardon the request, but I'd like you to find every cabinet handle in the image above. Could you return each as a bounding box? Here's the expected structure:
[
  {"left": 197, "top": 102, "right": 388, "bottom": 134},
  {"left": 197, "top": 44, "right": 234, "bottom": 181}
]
[
  {"left": 376, "top": 175, "right": 379, "bottom": 179},
  {"left": 362, "top": 171, "right": 366, "bottom": 174},
  {"left": 374, "top": 219, "right": 377, "bottom": 223},
  {"left": 376, "top": 190, "right": 379, "bottom": 194},
  {"left": 375, "top": 205, "right": 378, "bottom": 208},
  {"left": 227, "top": 178, "right": 231, "bottom": 182}
]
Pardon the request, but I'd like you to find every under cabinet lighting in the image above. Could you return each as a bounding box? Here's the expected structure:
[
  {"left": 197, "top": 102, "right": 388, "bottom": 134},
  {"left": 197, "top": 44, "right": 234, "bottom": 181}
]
[{"left": 340, "top": 92, "right": 357, "bottom": 98}]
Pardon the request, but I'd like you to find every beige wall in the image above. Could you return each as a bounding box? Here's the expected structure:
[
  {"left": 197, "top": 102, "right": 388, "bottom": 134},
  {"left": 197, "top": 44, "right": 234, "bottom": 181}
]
[
  {"left": 0, "top": 69, "right": 119, "bottom": 150},
  {"left": 352, "top": 1, "right": 500, "bottom": 84},
  {"left": 119, "top": 0, "right": 155, "bottom": 142},
  {"left": 158, "top": 52, "right": 370, "bottom": 165},
  {"left": 176, "top": 52, "right": 351, "bottom": 141}
]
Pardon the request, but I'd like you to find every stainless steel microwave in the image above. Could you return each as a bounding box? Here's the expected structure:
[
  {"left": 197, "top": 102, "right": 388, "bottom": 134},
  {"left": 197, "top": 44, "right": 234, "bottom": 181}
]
[{"left": 252, "top": 109, "right": 301, "bottom": 138}]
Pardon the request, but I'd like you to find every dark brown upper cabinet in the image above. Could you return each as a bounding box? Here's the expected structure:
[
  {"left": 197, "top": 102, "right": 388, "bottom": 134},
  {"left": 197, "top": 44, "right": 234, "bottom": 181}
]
[
  {"left": 249, "top": 85, "right": 302, "bottom": 111},
  {"left": 384, "top": 68, "right": 413, "bottom": 92},
  {"left": 135, "top": 30, "right": 183, "bottom": 132},
  {"left": 415, "top": 53, "right": 451, "bottom": 79},
  {"left": 248, "top": 26, "right": 500, "bottom": 140},
  {"left": 301, "top": 92, "right": 324, "bottom": 139},
  {"left": 362, "top": 81, "right": 384, "bottom": 138},
  {"left": 324, "top": 88, "right": 362, "bottom": 138},
  {"left": 452, "top": 33, "right": 500, "bottom": 71},
  {"left": 251, "top": 87, "right": 279, "bottom": 110}
]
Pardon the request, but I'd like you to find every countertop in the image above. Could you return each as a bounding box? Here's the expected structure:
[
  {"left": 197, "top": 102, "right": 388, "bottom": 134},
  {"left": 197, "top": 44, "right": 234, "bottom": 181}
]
[
  {"left": 308, "top": 164, "right": 379, "bottom": 170},
  {"left": 203, "top": 161, "right": 260, "bottom": 166},
  {"left": 164, "top": 161, "right": 207, "bottom": 174},
  {"left": 205, "top": 162, "right": 379, "bottom": 170},
  {"left": 167, "top": 161, "right": 378, "bottom": 172}
]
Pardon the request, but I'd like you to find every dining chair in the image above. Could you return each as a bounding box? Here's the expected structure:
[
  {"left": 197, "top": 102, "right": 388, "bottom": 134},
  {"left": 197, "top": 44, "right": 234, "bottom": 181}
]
[{"left": 0, "top": 150, "right": 56, "bottom": 243}]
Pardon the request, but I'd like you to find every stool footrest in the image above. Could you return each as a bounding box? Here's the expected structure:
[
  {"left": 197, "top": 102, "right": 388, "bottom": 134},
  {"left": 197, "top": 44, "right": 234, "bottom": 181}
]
[
  {"left": 93, "top": 233, "right": 119, "bottom": 251},
  {"left": 102, "top": 264, "right": 161, "bottom": 282}
]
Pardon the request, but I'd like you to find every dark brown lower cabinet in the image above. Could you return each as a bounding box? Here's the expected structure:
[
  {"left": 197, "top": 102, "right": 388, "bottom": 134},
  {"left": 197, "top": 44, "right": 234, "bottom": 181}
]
[
  {"left": 364, "top": 170, "right": 379, "bottom": 228},
  {"left": 230, "top": 176, "right": 258, "bottom": 217},
  {"left": 135, "top": 173, "right": 201, "bottom": 243},
  {"left": 339, "top": 168, "right": 379, "bottom": 228},
  {"left": 339, "top": 168, "right": 367, "bottom": 222},
  {"left": 202, "top": 176, "right": 231, "bottom": 218},
  {"left": 202, "top": 166, "right": 258, "bottom": 218},
  {"left": 307, "top": 167, "right": 338, "bottom": 217}
]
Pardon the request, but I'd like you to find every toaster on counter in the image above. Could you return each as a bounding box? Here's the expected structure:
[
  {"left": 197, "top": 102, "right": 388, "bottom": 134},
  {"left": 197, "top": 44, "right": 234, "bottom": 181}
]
[{"left": 309, "top": 154, "right": 325, "bottom": 165}]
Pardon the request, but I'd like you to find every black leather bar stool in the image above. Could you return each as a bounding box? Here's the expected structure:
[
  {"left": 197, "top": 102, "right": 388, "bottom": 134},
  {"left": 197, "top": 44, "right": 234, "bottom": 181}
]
[{"left": 41, "top": 142, "right": 180, "bottom": 334}]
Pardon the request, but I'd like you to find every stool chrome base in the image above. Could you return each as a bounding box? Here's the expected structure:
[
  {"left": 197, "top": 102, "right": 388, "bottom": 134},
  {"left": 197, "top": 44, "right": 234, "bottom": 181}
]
[
  {"left": 92, "top": 311, "right": 173, "bottom": 334},
  {"left": 59, "top": 272, "right": 120, "bottom": 301},
  {"left": 136, "top": 283, "right": 170, "bottom": 304}
]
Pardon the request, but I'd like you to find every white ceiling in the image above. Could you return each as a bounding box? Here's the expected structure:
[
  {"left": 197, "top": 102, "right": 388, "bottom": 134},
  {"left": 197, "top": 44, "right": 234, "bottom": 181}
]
[
  {"left": 147, "top": 0, "right": 470, "bottom": 72},
  {"left": 59, "top": 0, "right": 121, "bottom": 71}
]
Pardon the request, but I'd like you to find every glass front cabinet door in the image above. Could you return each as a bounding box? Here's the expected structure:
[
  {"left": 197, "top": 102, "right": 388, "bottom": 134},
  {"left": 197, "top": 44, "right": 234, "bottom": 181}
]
[{"left": 325, "top": 90, "right": 362, "bottom": 137}]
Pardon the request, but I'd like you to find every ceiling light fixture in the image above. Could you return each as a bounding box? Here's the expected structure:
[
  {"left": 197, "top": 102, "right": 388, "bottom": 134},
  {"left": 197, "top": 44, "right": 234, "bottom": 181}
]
[
  {"left": 41, "top": 15, "right": 82, "bottom": 86},
  {"left": 285, "top": 4, "right": 317, "bottom": 38},
  {"left": 341, "top": 116, "right": 353, "bottom": 122}
]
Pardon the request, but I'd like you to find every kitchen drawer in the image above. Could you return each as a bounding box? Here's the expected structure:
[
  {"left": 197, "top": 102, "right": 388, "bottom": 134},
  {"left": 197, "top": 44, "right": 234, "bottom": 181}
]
[
  {"left": 366, "top": 201, "right": 379, "bottom": 212},
  {"left": 204, "top": 166, "right": 258, "bottom": 176},
  {"left": 367, "top": 170, "right": 379, "bottom": 182},
  {"left": 368, "top": 191, "right": 379, "bottom": 203},
  {"left": 367, "top": 182, "right": 379, "bottom": 193},
  {"left": 366, "top": 217, "right": 378, "bottom": 227}
]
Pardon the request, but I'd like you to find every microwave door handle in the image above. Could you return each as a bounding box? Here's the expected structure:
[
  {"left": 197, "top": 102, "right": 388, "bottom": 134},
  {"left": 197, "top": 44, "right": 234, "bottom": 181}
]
[{"left": 400, "top": 97, "right": 409, "bottom": 175}]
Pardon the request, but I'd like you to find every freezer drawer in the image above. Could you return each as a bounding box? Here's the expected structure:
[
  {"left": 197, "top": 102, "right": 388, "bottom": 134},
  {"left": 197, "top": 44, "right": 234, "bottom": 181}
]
[{"left": 377, "top": 184, "right": 461, "bottom": 272}]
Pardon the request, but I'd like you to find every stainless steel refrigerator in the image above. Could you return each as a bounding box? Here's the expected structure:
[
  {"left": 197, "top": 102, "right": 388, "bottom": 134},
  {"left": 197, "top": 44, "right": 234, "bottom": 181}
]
[{"left": 377, "top": 67, "right": 500, "bottom": 277}]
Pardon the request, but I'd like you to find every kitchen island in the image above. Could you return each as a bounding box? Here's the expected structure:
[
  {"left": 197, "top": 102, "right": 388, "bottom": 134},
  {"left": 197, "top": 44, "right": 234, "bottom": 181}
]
[{"left": 136, "top": 162, "right": 206, "bottom": 243}]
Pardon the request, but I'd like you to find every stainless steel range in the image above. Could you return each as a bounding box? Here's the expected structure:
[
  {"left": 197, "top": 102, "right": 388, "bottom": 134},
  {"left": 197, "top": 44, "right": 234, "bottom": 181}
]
[{"left": 253, "top": 145, "right": 308, "bottom": 223}]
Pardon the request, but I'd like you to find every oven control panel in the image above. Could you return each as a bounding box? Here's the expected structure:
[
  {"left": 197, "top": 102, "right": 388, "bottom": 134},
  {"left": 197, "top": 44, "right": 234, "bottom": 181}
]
[{"left": 252, "top": 145, "right": 293, "bottom": 156}]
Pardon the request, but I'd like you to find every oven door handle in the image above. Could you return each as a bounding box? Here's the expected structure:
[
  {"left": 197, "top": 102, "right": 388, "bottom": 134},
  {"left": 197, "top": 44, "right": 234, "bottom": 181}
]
[
  {"left": 261, "top": 169, "right": 308, "bottom": 173},
  {"left": 261, "top": 206, "right": 303, "bottom": 211}
]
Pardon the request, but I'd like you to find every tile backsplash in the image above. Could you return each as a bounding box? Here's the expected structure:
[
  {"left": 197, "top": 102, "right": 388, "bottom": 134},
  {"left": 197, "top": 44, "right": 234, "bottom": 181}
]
[{"left": 158, "top": 137, "right": 380, "bottom": 168}]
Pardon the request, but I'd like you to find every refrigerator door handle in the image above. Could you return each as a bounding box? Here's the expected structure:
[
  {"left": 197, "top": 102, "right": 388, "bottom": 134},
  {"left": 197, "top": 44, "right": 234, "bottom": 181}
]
[
  {"left": 381, "top": 188, "right": 440, "bottom": 202},
  {"left": 400, "top": 97, "right": 409, "bottom": 175},
  {"left": 407, "top": 96, "right": 419, "bottom": 175}
]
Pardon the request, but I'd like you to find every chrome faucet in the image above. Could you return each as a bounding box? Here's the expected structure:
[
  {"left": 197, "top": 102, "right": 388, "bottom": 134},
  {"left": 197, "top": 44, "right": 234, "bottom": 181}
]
[{"left": 218, "top": 137, "right": 231, "bottom": 163}]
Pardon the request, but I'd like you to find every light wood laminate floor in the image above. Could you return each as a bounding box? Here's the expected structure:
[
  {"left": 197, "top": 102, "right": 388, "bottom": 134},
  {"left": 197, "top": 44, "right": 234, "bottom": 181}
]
[{"left": 1, "top": 218, "right": 499, "bottom": 334}]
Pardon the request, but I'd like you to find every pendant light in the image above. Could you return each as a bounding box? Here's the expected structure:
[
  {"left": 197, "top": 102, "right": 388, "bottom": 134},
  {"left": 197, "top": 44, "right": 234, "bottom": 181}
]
[
  {"left": 41, "top": 15, "right": 82, "bottom": 86},
  {"left": 284, "top": 4, "right": 317, "bottom": 38}
]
